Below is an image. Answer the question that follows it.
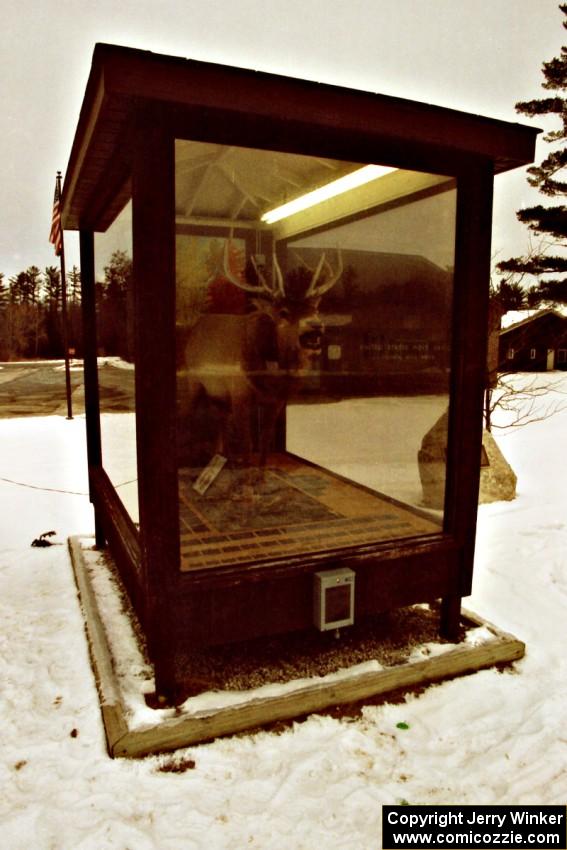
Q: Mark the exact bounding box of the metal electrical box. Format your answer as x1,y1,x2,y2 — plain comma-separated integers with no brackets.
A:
313,567,355,631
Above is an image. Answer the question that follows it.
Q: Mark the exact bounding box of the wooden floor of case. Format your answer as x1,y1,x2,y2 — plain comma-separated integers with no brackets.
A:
178,453,441,572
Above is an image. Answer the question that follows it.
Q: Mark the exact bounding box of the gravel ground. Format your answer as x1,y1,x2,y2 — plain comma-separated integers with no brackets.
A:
169,603,458,700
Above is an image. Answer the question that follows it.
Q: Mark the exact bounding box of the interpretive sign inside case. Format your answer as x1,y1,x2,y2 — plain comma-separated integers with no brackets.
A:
192,454,227,495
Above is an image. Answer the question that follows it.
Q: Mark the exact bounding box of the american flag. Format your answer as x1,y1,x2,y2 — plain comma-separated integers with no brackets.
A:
49,174,63,257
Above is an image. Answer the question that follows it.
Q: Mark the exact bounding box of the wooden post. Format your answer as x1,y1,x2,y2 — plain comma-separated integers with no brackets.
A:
79,229,105,548
441,157,495,635
440,595,462,641
132,112,180,699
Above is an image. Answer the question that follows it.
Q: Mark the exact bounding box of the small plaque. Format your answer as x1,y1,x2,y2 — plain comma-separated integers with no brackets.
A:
193,454,227,495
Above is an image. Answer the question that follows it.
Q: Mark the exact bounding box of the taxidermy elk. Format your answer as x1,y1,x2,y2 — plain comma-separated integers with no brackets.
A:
183,243,342,472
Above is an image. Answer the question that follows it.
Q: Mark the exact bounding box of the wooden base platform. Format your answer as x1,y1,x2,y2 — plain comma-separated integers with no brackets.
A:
69,536,525,759
179,452,440,572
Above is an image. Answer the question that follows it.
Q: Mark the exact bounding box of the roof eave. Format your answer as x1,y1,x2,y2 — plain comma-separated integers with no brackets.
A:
61,43,541,231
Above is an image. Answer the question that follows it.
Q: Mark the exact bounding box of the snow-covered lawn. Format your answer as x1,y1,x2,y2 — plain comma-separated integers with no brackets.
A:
1,374,566,849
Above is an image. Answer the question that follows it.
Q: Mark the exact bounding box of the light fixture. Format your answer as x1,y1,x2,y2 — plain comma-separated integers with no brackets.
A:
261,164,396,224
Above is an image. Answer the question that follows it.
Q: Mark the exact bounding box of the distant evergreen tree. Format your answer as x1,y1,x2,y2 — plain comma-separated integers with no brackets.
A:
43,266,61,307
98,250,133,359
43,266,63,355
25,266,42,304
9,266,42,305
5,269,43,356
0,273,8,359
68,265,81,304
498,3,567,302
66,265,83,355
9,272,26,304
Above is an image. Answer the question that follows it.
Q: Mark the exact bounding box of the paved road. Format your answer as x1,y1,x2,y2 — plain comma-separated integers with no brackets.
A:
0,360,135,417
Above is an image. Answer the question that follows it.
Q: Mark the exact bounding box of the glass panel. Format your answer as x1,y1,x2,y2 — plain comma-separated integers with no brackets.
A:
95,200,139,524
175,140,455,572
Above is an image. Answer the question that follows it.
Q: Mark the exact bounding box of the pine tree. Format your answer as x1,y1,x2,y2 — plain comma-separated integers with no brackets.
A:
68,265,81,304
0,272,6,311
0,273,8,360
98,250,133,359
43,266,61,308
25,266,42,304
43,266,63,356
498,3,567,302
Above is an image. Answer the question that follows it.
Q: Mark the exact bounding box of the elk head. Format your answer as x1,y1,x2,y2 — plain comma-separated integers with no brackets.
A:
223,241,342,372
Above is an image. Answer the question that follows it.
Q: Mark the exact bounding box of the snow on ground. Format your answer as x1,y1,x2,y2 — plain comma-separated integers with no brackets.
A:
289,393,448,508
1,374,567,849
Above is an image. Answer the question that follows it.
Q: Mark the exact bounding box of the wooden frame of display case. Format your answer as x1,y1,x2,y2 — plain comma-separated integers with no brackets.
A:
62,44,538,697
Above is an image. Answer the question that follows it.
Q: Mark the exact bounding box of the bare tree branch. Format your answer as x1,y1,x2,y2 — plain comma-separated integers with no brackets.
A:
486,373,567,430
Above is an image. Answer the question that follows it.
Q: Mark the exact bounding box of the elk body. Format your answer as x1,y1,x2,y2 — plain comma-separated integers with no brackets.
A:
183,244,342,470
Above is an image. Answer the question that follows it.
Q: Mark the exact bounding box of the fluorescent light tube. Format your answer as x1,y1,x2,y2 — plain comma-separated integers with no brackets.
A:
261,164,396,224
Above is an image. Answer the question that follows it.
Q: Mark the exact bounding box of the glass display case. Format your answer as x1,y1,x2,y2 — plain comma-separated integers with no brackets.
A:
174,142,456,572
61,44,538,697
95,200,138,525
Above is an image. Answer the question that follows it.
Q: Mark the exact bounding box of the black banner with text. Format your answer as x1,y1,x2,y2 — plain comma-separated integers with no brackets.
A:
382,805,566,849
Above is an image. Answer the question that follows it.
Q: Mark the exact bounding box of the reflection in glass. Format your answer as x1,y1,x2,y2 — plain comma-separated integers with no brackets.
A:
95,200,139,524
175,141,455,571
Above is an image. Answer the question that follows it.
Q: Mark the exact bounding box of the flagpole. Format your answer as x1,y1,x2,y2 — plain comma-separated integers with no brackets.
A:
55,171,73,420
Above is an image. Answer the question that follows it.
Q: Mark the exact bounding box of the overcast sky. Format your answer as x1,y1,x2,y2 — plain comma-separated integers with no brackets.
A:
1,0,565,282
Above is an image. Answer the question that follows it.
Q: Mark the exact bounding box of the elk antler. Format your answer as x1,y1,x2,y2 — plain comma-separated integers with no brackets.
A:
294,249,343,298
223,241,285,300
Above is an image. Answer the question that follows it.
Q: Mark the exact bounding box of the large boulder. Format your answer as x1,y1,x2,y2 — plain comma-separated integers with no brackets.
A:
478,429,517,504
418,410,516,508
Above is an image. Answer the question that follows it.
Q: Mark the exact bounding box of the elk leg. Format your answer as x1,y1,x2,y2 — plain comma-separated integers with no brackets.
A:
215,402,230,457
258,400,285,469
185,380,227,466
230,389,253,470
184,379,205,466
